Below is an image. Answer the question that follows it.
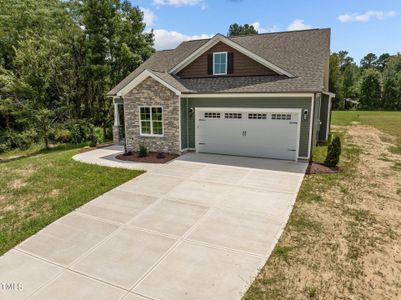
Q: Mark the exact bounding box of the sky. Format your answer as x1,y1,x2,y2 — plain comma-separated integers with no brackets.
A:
133,0,401,63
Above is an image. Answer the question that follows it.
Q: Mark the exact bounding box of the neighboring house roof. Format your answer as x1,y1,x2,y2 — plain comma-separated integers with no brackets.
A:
108,28,330,96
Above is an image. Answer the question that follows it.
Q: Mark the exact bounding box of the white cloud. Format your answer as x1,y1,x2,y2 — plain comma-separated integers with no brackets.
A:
153,29,213,50
251,22,279,33
287,19,312,31
141,7,156,27
153,0,202,7
338,10,396,23
251,22,268,33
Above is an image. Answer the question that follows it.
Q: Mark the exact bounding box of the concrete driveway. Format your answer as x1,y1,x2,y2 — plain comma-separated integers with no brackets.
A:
0,151,307,300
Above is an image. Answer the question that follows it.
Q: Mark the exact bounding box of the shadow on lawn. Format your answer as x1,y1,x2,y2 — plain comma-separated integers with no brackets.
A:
0,143,86,164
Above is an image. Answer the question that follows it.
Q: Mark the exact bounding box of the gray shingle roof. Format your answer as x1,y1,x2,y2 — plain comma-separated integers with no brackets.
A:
108,28,330,96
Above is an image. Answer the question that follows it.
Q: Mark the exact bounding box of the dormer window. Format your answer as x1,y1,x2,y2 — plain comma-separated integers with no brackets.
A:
213,52,227,75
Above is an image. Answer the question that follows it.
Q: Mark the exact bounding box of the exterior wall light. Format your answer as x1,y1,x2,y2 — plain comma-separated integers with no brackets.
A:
303,109,309,120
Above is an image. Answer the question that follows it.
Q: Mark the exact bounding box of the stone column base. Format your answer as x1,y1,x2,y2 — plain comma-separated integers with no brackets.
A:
113,125,122,145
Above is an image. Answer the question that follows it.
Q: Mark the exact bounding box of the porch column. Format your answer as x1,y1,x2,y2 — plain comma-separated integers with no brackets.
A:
113,100,122,145
114,102,120,126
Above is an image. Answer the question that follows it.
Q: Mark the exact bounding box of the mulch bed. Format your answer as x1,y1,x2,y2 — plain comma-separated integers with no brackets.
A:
306,162,341,174
116,152,178,163
79,143,113,153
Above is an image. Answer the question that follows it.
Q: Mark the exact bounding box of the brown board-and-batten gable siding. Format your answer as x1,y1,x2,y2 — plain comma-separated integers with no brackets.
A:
177,41,278,78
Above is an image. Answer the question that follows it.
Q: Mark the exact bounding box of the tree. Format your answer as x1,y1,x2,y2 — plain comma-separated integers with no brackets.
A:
382,75,399,109
329,53,344,108
0,0,154,152
360,53,377,69
360,69,382,109
76,0,154,132
227,23,258,37
33,108,55,149
374,53,391,71
382,55,401,110
338,51,354,70
342,63,360,99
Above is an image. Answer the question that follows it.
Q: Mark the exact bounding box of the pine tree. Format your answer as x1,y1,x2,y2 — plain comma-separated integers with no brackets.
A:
360,69,382,109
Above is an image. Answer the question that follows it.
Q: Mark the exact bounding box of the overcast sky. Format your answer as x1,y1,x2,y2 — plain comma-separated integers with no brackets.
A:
134,0,401,63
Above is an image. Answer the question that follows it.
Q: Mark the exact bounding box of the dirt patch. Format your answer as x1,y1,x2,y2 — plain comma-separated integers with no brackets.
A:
10,179,27,189
306,162,340,174
14,164,36,177
116,152,178,163
244,125,401,300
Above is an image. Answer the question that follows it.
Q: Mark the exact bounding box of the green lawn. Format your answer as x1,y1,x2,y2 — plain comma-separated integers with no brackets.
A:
0,145,142,255
332,111,401,154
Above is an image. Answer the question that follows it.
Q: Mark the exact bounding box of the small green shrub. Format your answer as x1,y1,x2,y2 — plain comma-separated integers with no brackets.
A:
14,129,36,150
324,136,342,167
0,129,37,151
138,144,148,157
66,120,94,144
94,127,105,144
0,142,9,153
88,124,97,147
104,127,113,141
53,129,72,143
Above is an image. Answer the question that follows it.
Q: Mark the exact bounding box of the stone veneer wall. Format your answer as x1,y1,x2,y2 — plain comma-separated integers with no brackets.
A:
123,77,180,154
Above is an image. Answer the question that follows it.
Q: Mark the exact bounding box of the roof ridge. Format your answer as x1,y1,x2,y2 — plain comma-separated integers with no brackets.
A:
230,28,330,39
174,28,330,46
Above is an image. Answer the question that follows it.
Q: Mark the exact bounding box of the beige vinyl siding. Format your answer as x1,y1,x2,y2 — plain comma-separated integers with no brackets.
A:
180,97,312,157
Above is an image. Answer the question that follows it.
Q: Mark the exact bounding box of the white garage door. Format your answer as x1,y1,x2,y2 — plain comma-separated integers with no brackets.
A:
196,108,301,160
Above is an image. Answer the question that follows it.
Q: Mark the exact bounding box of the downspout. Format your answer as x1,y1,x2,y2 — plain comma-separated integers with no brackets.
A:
186,97,189,149
310,93,316,162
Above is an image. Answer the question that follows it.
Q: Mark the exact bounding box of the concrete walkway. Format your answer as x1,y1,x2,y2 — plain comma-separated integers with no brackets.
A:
72,145,163,171
1,148,307,300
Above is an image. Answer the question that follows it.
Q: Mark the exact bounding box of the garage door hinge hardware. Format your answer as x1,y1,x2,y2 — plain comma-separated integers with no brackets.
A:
288,149,297,152
199,142,206,145
199,119,206,121
289,122,298,124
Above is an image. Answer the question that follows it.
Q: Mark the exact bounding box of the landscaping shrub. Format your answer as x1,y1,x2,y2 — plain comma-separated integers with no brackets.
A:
138,144,148,157
0,129,37,152
66,120,94,144
89,124,97,147
324,136,342,167
104,127,113,141
94,127,105,144
14,129,37,150
52,128,72,143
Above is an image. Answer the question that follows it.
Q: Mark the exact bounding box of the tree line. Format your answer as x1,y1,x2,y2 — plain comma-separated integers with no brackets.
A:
0,0,154,152
330,51,401,110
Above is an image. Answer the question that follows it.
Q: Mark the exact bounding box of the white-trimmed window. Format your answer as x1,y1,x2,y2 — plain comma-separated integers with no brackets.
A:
213,52,227,75
139,106,163,136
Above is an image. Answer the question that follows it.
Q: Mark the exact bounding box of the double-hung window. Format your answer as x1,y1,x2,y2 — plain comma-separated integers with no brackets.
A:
213,52,227,75
139,106,163,136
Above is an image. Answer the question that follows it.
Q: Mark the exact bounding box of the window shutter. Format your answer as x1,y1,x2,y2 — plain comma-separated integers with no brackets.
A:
207,54,213,74
227,52,234,74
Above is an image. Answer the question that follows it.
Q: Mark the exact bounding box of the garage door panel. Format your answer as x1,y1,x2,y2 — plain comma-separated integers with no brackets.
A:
197,109,300,161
